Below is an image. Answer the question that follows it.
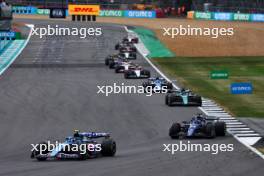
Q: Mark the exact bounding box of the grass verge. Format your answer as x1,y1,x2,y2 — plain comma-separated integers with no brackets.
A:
153,56,264,117
257,148,264,154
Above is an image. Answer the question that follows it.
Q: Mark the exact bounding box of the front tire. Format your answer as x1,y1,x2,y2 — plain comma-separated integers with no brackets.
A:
109,61,115,69
169,123,181,139
105,58,109,66
167,95,174,106
205,123,216,138
165,95,169,105
124,71,131,79
32,141,49,161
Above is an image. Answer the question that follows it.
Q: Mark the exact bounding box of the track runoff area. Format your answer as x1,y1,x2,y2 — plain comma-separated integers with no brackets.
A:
0,5,263,176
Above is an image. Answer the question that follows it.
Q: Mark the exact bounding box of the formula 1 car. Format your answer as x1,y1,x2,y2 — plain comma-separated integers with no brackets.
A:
115,39,137,52
118,44,137,53
165,89,202,106
142,77,173,93
119,52,137,60
169,114,226,139
122,36,139,44
31,131,116,161
124,65,151,79
105,54,121,66
115,61,135,73
108,57,133,69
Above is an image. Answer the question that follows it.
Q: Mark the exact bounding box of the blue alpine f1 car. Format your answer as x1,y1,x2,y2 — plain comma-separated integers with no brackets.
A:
142,77,173,93
165,89,202,106
31,131,116,161
169,114,226,139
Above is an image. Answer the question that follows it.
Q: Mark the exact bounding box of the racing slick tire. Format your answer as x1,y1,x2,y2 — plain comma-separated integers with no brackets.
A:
105,58,109,66
142,70,151,78
124,71,132,79
165,94,169,105
32,141,49,161
109,60,115,69
167,82,173,90
194,96,202,106
101,138,116,157
115,44,120,50
215,122,226,136
78,150,90,160
115,66,122,73
133,38,139,43
205,123,216,138
132,48,137,52
169,123,181,139
167,95,174,106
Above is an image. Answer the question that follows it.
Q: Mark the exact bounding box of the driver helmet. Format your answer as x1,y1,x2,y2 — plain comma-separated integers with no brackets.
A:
73,129,80,137
181,88,186,92
196,114,203,120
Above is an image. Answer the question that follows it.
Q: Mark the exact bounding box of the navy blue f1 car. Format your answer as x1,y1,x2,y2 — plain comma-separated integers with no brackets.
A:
169,114,226,139
31,130,116,161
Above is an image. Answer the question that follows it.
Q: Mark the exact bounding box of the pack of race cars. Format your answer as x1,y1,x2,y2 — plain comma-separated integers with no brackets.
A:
31,36,227,162
105,37,226,138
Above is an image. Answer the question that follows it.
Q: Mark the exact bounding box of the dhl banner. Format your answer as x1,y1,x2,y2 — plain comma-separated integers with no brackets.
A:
68,5,100,16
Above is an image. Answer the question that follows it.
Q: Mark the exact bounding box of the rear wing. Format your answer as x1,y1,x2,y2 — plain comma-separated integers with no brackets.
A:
80,132,110,138
205,116,220,121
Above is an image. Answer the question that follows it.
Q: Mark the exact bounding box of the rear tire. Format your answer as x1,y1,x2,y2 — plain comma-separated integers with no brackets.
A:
205,123,216,138
105,58,109,66
115,44,119,50
215,122,226,136
145,70,151,78
165,95,169,105
115,66,121,73
167,95,174,106
124,72,130,79
167,83,173,90
101,139,116,157
109,61,115,69
169,123,181,139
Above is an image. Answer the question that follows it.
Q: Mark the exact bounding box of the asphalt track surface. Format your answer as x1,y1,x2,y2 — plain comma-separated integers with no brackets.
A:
0,19,263,176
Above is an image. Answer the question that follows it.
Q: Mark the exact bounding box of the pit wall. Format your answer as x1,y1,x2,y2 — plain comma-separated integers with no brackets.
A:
188,11,264,22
